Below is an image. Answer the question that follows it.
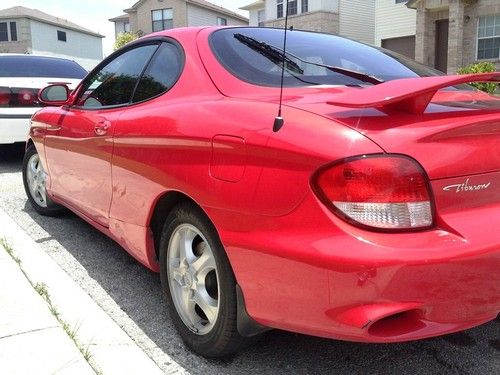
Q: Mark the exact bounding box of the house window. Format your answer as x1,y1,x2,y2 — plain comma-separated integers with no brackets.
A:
152,8,173,32
124,22,130,33
302,0,309,13
258,9,266,27
217,17,227,26
0,21,17,42
277,0,298,18
57,30,67,42
10,22,17,41
395,0,407,3
277,0,283,19
478,15,500,60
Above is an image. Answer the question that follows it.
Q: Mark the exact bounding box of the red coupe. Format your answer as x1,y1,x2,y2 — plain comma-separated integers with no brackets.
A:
24,27,500,358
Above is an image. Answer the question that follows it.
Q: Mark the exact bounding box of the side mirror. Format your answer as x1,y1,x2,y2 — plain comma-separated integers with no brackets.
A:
38,84,72,106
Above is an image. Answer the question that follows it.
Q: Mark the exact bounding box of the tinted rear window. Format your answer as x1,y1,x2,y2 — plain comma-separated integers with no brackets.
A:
210,28,442,87
0,56,87,78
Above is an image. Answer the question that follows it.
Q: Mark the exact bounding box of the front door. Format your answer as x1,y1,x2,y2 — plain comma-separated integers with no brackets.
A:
44,43,160,227
435,19,449,73
44,107,120,227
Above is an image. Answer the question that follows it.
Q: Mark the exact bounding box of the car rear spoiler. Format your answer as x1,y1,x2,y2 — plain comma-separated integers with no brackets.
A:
328,72,500,114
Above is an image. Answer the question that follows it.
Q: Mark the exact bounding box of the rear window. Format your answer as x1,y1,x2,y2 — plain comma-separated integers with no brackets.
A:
0,55,87,78
210,28,442,87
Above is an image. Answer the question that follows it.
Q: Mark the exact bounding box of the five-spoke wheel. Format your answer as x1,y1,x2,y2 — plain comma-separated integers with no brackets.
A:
22,145,64,216
159,203,250,358
167,224,220,335
25,152,48,207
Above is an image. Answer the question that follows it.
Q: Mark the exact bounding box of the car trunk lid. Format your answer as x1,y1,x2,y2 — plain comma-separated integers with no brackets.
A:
283,73,500,180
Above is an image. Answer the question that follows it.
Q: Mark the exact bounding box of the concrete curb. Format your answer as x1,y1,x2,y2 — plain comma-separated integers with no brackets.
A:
0,207,169,375
0,238,95,375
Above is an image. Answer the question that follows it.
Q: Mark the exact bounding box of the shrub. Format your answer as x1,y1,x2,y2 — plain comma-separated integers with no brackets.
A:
458,62,498,94
113,32,138,51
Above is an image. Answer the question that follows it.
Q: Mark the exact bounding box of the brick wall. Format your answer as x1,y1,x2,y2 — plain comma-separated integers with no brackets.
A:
415,0,500,72
264,11,339,34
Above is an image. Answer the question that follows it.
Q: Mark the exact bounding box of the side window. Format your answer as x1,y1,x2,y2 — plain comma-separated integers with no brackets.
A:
76,44,158,108
132,42,183,103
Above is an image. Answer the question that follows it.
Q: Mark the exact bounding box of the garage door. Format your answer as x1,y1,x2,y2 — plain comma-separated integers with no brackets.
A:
381,36,416,60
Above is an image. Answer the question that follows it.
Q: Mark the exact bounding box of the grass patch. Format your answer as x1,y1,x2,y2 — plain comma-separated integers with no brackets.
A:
0,237,20,264
2,239,101,374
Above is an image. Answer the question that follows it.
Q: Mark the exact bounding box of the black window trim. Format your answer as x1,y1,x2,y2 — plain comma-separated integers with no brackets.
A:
70,36,185,111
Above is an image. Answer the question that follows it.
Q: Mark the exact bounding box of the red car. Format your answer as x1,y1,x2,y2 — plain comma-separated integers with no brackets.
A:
23,27,500,358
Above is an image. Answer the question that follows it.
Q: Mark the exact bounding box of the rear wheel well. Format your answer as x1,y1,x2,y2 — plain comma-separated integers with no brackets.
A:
26,139,34,150
150,191,201,258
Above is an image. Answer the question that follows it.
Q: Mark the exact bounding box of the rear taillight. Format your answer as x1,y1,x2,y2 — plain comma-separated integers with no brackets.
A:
0,87,40,107
0,87,10,106
17,89,37,106
313,155,434,231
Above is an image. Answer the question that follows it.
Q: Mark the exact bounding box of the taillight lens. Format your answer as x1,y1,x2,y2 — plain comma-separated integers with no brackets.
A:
313,155,434,231
0,87,41,107
0,87,10,106
17,89,37,106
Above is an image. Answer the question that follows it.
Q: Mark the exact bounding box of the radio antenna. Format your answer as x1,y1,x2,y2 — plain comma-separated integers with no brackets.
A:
273,1,291,133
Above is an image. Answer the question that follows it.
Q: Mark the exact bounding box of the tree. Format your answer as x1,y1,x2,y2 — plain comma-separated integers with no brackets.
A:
113,32,138,51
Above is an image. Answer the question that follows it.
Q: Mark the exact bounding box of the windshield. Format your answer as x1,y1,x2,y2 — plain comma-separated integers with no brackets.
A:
210,28,442,87
0,56,87,78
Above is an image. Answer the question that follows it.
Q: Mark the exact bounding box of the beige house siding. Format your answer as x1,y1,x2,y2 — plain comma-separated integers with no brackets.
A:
339,0,375,44
187,4,247,26
264,11,340,34
264,0,338,21
118,0,248,36
0,17,31,53
375,0,417,46
128,0,188,35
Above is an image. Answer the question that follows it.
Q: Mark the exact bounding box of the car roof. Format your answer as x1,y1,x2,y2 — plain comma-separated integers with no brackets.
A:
0,53,77,62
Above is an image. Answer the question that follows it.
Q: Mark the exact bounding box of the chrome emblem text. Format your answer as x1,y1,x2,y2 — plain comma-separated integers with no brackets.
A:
443,178,491,193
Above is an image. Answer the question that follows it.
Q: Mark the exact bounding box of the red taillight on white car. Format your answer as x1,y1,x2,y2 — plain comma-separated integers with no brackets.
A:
313,155,434,231
0,87,40,107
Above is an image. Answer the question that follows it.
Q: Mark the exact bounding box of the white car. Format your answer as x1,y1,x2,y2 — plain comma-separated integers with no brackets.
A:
0,54,86,144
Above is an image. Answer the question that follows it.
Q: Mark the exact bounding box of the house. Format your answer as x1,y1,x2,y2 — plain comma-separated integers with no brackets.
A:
109,0,248,38
109,14,131,37
407,0,500,73
240,0,376,45
0,6,103,70
375,0,417,59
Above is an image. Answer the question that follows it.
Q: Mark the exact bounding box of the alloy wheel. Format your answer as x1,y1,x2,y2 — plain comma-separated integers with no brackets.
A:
26,153,48,208
167,224,220,335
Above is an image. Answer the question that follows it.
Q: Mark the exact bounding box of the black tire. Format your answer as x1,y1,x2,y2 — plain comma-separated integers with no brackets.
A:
159,202,250,358
22,145,65,216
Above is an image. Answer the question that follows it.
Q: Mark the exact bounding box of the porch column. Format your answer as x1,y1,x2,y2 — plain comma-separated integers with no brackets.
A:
447,0,465,73
415,2,433,66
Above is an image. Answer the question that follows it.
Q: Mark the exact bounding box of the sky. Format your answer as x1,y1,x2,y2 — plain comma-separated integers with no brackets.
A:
1,0,251,56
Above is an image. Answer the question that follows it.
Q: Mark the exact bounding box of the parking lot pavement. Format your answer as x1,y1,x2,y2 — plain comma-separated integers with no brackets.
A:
1,145,499,375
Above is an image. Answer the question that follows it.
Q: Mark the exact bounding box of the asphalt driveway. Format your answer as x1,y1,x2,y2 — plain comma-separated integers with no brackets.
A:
1,144,499,375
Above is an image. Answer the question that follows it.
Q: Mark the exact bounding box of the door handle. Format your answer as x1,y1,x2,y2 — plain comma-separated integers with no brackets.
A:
94,120,111,136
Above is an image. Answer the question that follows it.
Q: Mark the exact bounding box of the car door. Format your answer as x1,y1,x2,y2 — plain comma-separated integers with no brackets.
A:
44,43,160,227
109,41,185,228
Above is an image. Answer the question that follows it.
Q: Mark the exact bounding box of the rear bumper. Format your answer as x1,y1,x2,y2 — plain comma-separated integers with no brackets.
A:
0,111,34,144
214,194,500,343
